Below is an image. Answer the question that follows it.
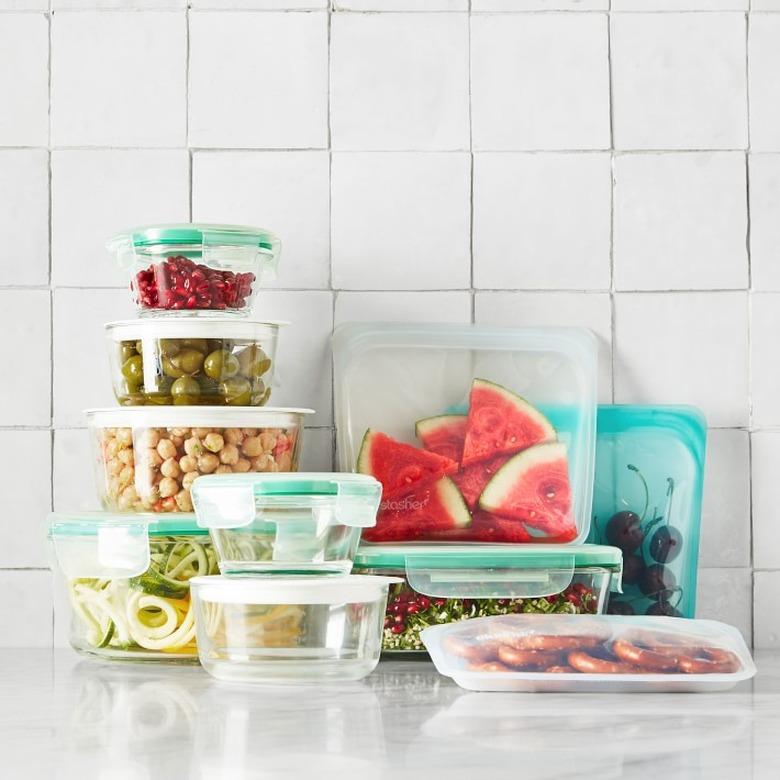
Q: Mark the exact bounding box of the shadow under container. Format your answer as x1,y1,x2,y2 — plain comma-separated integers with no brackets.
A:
86,406,312,513
191,575,401,684
108,223,280,317
192,473,382,575
106,319,282,407
353,544,623,654
49,512,218,663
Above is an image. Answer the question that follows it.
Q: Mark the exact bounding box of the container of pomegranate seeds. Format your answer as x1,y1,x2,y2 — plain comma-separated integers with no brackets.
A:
108,224,280,317
106,319,282,407
86,406,312,513
353,544,623,654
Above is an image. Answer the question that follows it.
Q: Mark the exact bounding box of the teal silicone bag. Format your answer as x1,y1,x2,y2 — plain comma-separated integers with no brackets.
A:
588,406,706,619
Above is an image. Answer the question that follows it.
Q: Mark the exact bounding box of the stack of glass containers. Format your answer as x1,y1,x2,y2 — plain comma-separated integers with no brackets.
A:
333,322,625,655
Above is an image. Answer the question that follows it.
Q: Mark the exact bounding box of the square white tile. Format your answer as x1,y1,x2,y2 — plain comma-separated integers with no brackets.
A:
0,290,50,427
189,12,327,149
0,13,48,146
749,154,780,291
300,428,334,472
614,292,749,428
193,0,325,5
614,153,748,291
474,291,613,402
250,290,334,426
696,568,752,645
0,0,47,8
192,151,330,289
471,13,610,151
474,1,607,8
752,0,780,8
335,291,472,324
700,429,751,568
53,0,185,7
473,153,611,290
749,14,780,152
754,571,780,649
611,13,747,150
0,150,49,287
751,293,780,428
51,11,186,147
331,152,471,290
752,431,780,570
0,431,51,568
52,289,134,428
337,0,466,8
0,572,52,648
52,150,189,288
330,13,469,151
613,0,746,7
52,575,69,649
53,429,99,513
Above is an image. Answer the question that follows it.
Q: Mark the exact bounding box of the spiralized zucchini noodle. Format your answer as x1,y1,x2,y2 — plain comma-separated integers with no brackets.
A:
68,536,219,657
200,601,305,649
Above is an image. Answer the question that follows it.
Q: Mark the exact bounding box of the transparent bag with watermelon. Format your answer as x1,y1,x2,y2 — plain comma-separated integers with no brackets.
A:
333,323,598,545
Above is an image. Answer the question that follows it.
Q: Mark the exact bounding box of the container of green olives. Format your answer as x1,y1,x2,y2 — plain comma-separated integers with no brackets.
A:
106,319,282,407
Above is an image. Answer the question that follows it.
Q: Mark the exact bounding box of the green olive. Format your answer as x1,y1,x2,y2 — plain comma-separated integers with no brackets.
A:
204,349,240,380
221,376,252,406
251,385,271,406
158,339,181,357
172,348,205,375
145,394,173,406
135,340,143,354
181,338,209,354
171,375,201,398
207,339,224,353
162,355,185,379
121,342,137,362
237,346,271,378
121,355,144,384
143,375,172,395
120,392,146,406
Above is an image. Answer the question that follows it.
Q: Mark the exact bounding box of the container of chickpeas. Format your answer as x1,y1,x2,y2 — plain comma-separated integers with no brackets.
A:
86,407,313,513
106,319,282,406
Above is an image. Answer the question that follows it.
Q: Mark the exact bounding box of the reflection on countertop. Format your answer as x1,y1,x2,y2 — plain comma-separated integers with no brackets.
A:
0,650,777,779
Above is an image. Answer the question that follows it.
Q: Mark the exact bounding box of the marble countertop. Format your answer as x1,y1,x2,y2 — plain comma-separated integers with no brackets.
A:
1,649,777,780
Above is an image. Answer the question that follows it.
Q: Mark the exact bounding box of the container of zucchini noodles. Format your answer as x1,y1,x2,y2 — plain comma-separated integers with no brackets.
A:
49,511,218,663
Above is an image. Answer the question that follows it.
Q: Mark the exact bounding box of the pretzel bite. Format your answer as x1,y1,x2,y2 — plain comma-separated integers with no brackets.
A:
677,647,741,675
497,645,566,669
612,639,680,672
443,633,499,664
567,650,639,674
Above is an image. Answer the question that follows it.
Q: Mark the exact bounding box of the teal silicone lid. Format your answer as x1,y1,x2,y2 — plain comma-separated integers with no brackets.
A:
48,511,206,538
108,223,278,251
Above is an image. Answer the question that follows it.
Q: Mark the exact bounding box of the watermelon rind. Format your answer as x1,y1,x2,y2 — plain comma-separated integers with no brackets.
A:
461,379,556,464
434,477,472,529
356,429,376,475
415,414,467,442
415,414,468,461
479,441,569,515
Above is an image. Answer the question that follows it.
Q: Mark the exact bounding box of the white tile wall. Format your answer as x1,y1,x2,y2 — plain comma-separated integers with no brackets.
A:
4,3,771,648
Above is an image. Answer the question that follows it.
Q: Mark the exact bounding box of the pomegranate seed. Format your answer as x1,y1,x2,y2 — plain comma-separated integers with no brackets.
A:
391,623,405,634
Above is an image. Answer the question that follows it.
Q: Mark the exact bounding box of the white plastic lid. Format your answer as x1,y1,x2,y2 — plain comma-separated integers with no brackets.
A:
85,406,313,428
191,574,402,605
106,318,286,341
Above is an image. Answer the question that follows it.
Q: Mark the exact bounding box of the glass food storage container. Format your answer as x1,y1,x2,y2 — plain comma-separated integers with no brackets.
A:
588,406,706,619
192,473,382,575
106,318,282,407
49,512,219,663
333,323,598,544
422,613,755,693
353,544,622,654
191,575,401,684
108,224,280,317
86,406,312,513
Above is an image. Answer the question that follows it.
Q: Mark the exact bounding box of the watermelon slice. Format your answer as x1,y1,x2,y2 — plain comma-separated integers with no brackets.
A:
479,442,576,539
432,510,532,543
357,429,457,499
362,477,471,543
415,414,467,462
461,379,556,465
452,453,510,509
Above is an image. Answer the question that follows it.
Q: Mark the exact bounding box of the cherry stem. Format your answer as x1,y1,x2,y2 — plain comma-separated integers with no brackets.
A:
627,464,649,522
664,478,675,528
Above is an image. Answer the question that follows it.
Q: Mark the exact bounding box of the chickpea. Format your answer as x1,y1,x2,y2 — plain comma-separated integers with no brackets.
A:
224,428,243,445
170,427,189,438
105,439,119,459
159,477,179,498
175,489,193,512
204,432,224,453
260,431,277,452
250,453,273,472
157,438,177,460
108,476,120,497
106,458,122,476
198,453,219,474
160,497,177,512
170,435,184,449
276,451,293,471
161,457,180,479
194,427,212,439
233,458,251,473
116,428,132,446
146,449,163,468
146,487,161,505
215,465,233,474
138,429,160,450
182,471,198,490
118,448,134,466
179,455,198,473
184,437,203,457
219,443,239,465
242,436,263,457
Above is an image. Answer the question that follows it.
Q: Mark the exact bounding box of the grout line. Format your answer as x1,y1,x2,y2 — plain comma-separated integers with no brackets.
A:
607,9,616,404
185,2,193,221
467,4,475,323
